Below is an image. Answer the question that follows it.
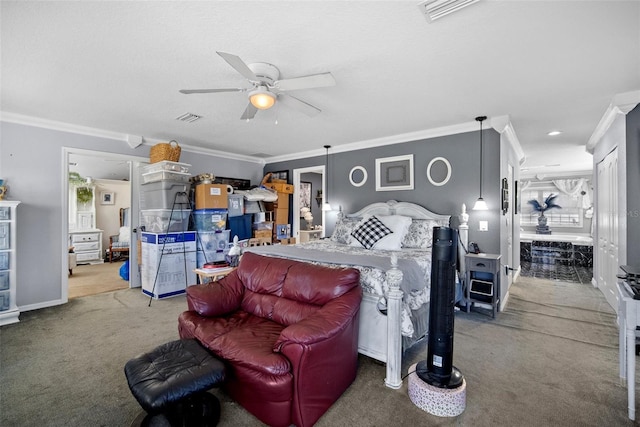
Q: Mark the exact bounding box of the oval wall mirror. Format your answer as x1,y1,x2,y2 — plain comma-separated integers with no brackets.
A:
349,166,368,187
426,157,452,186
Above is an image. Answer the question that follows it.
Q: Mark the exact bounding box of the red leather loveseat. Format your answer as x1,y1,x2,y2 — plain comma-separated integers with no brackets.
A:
178,252,362,427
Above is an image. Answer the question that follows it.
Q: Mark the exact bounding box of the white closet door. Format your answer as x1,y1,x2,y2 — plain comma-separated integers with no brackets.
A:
596,148,619,310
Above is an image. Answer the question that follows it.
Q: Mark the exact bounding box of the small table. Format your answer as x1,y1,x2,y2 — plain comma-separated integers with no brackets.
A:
465,253,501,318
299,229,322,243
194,267,237,284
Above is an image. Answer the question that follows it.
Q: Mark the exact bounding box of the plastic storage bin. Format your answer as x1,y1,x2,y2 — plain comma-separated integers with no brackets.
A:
140,181,190,210
140,209,191,233
193,209,228,231
142,170,191,184
141,161,191,174
196,230,231,252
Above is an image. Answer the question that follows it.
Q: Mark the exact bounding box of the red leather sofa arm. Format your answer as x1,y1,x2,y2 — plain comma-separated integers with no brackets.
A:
185,272,245,317
273,285,362,427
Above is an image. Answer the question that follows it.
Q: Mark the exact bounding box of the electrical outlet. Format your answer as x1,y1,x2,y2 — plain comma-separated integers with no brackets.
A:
479,221,488,231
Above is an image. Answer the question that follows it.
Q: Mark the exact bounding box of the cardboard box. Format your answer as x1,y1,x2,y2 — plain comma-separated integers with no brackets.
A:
195,184,228,209
279,237,296,245
253,229,272,239
273,208,289,224
276,193,289,209
141,232,197,299
266,182,294,194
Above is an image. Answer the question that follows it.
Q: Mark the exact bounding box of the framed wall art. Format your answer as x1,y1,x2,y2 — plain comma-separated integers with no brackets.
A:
375,154,414,191
101,191,115,205
299,181,311,211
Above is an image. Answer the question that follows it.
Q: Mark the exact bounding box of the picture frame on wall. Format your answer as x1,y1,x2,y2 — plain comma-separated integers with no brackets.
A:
101,191,115,205
271,170,289,183
375,154,414,191
299,181,311,211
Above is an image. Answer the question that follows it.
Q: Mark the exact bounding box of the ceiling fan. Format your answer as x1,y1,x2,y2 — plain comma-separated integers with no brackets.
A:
180,51,336,120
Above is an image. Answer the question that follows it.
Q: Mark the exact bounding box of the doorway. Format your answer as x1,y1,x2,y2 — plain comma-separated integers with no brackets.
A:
292,165,326,240
63,148,146,301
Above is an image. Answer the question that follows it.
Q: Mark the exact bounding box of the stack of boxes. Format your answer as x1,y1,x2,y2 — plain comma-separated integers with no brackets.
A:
193,183,230,267
263,181,294,243
139,161,196,299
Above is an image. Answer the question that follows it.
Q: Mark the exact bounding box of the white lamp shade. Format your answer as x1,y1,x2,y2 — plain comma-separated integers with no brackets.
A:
249,88,276,110
472,198,488,211
322,202,332,211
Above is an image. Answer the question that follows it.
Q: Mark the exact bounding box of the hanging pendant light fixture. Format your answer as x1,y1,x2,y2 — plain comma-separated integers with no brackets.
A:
472,116,489,211
322,145,332,211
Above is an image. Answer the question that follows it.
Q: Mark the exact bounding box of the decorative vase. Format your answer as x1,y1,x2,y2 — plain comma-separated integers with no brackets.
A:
537,214,547,227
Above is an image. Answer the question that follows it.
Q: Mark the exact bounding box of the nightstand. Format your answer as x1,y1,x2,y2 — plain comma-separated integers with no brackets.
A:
299,229,322,243
465,253,501,318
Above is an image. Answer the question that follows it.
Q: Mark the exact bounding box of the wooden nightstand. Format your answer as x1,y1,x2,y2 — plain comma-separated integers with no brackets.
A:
465,253,501,318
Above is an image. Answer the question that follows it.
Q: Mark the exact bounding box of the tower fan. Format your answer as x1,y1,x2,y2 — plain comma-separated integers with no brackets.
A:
415,226,464,389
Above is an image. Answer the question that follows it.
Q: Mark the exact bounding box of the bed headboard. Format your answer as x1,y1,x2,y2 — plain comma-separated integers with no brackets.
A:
342,200,450,226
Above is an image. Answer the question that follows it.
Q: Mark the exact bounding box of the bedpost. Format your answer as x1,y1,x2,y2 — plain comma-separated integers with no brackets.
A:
458,203,469,285
385,253,403,389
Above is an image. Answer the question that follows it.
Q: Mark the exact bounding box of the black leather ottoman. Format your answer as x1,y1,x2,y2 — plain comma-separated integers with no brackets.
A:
125,339,226,427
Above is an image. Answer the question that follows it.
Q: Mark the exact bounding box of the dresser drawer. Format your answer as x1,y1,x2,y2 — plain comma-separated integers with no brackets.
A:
74,241,100,252
71,233,100,243
467,257,498,273
76,251,100,262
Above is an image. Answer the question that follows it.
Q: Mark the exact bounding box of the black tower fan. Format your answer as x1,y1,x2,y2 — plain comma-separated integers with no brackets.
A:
416,226,464,388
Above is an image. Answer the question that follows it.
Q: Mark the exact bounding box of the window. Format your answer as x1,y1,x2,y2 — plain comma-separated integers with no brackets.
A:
522,187,583,228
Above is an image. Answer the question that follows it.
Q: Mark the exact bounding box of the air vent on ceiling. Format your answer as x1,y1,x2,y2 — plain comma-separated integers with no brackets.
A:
175,112,202,123
418,0,480,22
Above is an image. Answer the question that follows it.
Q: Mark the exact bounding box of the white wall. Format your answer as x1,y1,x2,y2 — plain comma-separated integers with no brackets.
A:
95,179,131,255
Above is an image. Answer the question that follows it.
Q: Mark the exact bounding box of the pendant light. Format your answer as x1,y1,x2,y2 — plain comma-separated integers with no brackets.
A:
322,145,332,211
472,116,489,211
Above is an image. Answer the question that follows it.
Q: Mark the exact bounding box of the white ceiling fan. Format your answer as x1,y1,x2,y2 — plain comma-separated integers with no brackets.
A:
180,51,336,120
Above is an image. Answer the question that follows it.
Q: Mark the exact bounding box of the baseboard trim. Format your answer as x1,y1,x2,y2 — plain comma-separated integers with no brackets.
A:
20,298,67,313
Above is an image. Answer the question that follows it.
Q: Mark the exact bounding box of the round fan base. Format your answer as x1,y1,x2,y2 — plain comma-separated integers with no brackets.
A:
247,62,280,84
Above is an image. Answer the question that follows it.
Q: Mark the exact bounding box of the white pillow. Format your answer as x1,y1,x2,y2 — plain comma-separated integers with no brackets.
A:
372,215,412,251
118,226,130,243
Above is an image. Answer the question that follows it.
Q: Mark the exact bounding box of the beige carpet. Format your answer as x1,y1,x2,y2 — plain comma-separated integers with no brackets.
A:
1,275,635,426
68,260,129,299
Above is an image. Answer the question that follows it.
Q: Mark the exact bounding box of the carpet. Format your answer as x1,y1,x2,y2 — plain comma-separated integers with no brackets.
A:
0,276,635,426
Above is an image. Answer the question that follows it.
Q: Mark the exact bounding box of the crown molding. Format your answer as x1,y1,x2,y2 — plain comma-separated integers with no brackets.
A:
490,115,526,165
0,111,264,165
586,90,640,153
265,120,479,164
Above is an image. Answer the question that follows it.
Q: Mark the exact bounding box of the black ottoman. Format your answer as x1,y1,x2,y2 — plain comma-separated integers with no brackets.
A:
125,339,226,427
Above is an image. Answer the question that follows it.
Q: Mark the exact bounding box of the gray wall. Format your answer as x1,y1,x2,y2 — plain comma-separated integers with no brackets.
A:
626,105,640,264
266,129,503,255
0,121,263,309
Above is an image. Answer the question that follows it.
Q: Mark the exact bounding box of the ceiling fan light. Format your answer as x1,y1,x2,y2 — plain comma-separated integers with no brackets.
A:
249,88,276,110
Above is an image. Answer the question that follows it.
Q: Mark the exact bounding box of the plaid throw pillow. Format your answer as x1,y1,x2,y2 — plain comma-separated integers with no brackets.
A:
351,216,393,249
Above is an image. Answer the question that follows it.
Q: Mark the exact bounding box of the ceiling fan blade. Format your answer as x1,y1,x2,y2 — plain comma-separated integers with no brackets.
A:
179,88,245,94
240,102,259,120
274,72,336,92
217,51,258,81
279,94,321,117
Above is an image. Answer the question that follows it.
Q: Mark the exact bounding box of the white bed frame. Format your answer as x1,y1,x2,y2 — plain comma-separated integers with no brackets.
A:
338,200,468,389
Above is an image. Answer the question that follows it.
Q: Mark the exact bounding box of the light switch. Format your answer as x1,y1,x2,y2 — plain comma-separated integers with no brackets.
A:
479,221,488,231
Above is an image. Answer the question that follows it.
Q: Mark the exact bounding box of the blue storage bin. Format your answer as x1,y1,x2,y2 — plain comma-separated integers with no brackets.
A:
193,209,228,231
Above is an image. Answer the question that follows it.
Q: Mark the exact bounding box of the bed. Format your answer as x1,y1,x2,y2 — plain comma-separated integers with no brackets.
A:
246,200,469,389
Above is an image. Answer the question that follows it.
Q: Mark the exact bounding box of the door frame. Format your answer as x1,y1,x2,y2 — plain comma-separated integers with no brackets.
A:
292,165,326,240
62,147,147,301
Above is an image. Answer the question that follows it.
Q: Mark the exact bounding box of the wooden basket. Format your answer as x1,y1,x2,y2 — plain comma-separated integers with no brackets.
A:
149,140,181,163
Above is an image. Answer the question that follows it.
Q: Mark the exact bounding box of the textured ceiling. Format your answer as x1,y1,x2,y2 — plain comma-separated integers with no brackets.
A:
2,1,639,179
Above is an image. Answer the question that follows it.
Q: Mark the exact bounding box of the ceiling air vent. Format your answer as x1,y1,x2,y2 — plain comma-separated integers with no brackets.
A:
418,0,480,22
175,112,202,123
